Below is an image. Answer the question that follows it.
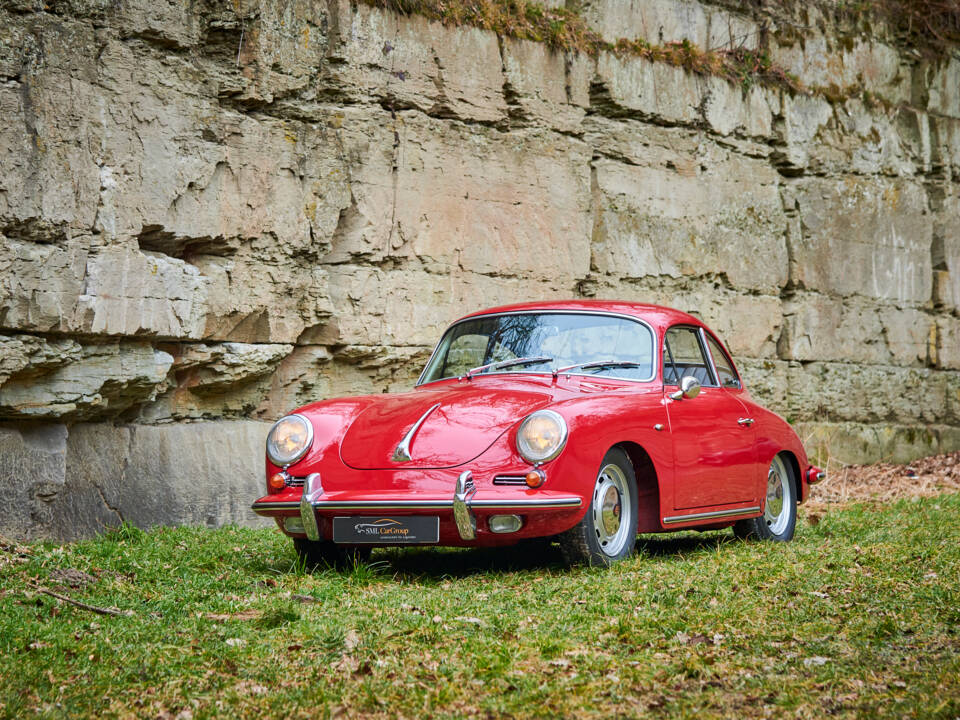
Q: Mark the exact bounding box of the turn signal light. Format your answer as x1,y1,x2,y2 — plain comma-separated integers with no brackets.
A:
525,469,546,488
268,472,287,491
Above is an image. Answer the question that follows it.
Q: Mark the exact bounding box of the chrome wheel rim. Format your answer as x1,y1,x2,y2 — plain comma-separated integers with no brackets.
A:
764,456,792,535
593,463,631,557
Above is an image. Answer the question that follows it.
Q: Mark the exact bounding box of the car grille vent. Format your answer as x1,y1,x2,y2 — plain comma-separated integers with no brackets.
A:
286,476,305,488
493,475,528,486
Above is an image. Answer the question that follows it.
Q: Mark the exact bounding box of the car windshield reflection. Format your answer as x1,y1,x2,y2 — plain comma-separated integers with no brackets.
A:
420,312,655,384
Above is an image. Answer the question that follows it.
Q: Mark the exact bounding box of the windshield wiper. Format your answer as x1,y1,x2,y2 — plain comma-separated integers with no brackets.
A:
464,355,554,380
553,360,644,377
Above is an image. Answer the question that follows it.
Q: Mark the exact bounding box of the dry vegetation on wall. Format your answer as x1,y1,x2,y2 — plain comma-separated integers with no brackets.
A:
366,0,960,95
364,0,804,92
840,0,960,54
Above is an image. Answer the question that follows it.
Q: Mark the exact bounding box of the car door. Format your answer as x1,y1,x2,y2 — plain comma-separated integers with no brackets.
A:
663,325,757,510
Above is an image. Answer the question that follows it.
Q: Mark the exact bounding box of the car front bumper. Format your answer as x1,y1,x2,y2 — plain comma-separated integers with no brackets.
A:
252,471,583,543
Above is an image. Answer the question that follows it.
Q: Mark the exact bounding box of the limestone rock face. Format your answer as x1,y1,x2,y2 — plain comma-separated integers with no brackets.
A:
1,0,959,538
0,342,173,420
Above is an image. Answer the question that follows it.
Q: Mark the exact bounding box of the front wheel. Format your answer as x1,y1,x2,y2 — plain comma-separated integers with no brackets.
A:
734,454,797,541
293,538,372,570
559,448,639,567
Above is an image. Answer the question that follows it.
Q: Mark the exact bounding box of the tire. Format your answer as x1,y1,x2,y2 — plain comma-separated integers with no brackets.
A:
293,538,372,570
559,447,639,567
734,454,797,541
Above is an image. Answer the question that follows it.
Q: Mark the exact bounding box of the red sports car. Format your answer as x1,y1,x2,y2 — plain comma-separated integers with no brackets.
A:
252,301,825,567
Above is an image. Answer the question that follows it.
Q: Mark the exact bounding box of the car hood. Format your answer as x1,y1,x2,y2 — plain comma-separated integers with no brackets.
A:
339,383,554,470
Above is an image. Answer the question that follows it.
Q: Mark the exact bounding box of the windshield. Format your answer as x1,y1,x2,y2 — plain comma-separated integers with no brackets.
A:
419,312,655,384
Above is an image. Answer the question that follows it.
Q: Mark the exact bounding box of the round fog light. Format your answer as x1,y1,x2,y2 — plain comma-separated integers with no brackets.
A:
489,515,523,534
283,517,306,534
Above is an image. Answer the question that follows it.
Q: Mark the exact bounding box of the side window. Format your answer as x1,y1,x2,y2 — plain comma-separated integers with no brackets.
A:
663,327,717,387
705,335,741,389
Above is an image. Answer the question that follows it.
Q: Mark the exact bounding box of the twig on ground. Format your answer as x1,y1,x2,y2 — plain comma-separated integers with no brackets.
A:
25,582,135,617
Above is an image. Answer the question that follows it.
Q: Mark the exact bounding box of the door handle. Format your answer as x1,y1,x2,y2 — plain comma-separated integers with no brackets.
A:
737,418,754,426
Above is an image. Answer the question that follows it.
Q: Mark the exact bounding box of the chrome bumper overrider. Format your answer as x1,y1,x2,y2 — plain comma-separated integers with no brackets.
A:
300,473,323,541
251,470,583,542
453,471,478,541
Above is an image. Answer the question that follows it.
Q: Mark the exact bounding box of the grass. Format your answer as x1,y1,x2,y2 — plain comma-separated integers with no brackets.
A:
1,495,958,719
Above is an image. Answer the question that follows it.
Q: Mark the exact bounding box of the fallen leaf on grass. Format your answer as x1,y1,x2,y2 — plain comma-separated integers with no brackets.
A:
344,629,360,651
204,610,262,621
225,638,246,647
235,681,268,696
50,569,97,588
455,616,484,626
803,656,830,667
292,594,321,604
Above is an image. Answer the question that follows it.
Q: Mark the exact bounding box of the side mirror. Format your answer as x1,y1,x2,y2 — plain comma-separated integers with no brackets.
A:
669,376,701,401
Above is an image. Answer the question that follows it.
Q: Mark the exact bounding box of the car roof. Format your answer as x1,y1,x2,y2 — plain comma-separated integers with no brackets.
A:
456,299,705,332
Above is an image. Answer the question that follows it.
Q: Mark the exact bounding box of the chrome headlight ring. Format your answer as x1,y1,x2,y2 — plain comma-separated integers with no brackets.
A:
266,413,314,467
516,410,568,464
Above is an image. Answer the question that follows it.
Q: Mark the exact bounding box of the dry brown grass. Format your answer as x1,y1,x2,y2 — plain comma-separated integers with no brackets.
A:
808,450,960,510
365,0,605,52
361,0,805,92
872,0,960,51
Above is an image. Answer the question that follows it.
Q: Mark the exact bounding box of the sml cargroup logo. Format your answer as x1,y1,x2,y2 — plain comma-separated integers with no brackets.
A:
354,518,410,536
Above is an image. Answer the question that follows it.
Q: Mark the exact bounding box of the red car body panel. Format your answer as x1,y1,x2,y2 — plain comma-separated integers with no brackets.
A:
254,300,819,546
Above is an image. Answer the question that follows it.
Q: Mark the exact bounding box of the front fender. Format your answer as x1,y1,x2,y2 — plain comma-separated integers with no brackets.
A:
506,391,674,530
265,396,382,479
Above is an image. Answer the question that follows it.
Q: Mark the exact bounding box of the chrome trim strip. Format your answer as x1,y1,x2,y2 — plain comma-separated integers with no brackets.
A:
253,496,584,512
417,310,658,386
300,472,323,541
392,402,441,463
252,501,300,514
453,471,477,540
316,500,456,509
493,475,528,485
471,498,582,508
662,505,761,525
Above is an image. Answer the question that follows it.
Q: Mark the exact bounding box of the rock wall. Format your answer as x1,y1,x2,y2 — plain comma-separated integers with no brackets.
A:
1,0,958,539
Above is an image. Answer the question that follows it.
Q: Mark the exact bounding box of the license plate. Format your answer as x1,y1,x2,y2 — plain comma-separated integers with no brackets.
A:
332,516,439,544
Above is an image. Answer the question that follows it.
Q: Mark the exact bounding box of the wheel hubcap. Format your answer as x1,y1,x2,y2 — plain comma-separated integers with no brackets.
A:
764,456,792,535
593,463,632,557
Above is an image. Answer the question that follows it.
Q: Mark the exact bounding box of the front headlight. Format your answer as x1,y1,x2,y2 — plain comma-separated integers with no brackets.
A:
516,410,568,464
266,414,314,467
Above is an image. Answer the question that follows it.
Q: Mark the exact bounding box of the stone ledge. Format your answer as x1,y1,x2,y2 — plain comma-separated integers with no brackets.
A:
0,421,272,541
796,421,960,467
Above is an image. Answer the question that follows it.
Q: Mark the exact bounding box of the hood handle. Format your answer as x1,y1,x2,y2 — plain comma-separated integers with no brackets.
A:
391,402,441,463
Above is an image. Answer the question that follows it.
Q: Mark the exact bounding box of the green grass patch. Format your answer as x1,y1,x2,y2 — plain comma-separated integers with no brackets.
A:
1,495,958,718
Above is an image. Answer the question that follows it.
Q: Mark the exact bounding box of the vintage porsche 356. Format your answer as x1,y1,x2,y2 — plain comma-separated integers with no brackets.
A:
252,301,825,567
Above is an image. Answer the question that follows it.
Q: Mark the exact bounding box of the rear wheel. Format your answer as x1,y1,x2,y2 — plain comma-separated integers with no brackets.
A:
293,538,372,570
734,454,797,541
559,448,639,567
